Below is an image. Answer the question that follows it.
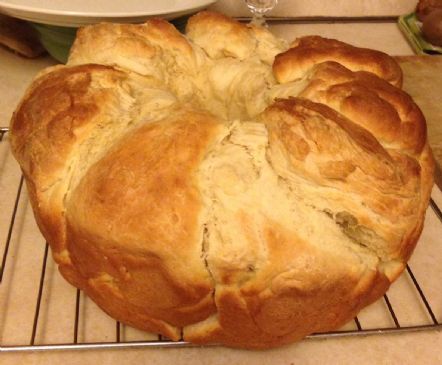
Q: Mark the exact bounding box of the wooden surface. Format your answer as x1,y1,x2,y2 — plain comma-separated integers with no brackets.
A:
396,55,442,187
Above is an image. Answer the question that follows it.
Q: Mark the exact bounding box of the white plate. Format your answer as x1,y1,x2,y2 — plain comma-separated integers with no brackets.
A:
0,0,217,27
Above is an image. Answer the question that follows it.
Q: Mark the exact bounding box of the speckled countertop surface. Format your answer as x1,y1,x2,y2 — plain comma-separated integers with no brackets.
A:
0,18,441,365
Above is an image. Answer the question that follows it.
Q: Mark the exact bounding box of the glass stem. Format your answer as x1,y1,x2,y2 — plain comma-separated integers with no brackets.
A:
251,11,266,27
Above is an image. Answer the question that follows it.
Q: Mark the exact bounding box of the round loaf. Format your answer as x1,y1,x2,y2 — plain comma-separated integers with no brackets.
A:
422,9,442,46
417,0,442,21
10,11,434,349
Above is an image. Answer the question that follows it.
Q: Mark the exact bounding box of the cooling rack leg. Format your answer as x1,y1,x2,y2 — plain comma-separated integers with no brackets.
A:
354,317,362,330
0,176,24,283
406,265,439,325
430,199,442,223
30,242,49,345
116,322,121,343
73,289,81,344
383,294,401,328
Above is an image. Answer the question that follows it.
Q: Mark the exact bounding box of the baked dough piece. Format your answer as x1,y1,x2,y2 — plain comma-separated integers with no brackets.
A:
10,11,434,349
274,36,403,87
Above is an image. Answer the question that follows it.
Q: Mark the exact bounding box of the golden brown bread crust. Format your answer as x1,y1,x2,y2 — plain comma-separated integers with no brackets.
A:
9,62,178,284
274,36,403,87
9,11,434,349
261,98,428,264
298,61,425,153
67,111,222,338
69,18,197,72
186,219,389,349
292,62,434,263
10,64,129,263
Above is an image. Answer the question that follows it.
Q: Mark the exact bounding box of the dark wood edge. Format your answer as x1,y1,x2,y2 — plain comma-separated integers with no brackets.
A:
434,164,442,191
236,16,399,24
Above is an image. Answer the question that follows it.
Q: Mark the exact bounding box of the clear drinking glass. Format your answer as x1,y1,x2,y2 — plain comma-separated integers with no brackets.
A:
245,0,278,27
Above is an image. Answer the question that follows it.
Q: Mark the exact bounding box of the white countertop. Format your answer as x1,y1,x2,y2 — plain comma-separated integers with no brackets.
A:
0,20,441,365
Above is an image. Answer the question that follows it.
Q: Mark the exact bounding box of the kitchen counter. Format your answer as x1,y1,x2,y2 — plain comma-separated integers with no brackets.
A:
0,20,441,365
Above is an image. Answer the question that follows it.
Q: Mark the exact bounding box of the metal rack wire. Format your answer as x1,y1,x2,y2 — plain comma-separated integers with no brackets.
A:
0,126,441,353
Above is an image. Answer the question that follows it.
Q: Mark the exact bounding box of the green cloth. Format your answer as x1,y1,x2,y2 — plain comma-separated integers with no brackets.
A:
398,13,442,55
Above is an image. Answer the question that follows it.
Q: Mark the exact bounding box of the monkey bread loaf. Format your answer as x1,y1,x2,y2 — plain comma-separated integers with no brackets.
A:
9,11,434,349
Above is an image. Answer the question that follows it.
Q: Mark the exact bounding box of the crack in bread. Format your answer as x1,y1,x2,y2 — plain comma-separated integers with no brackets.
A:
187,119,384,347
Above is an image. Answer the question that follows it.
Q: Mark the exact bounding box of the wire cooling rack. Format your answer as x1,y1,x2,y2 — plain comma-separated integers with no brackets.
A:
0,127,441,353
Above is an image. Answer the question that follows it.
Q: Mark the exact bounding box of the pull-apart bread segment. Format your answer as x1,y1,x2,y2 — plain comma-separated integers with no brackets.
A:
9,11,434,349
273,36,403,87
